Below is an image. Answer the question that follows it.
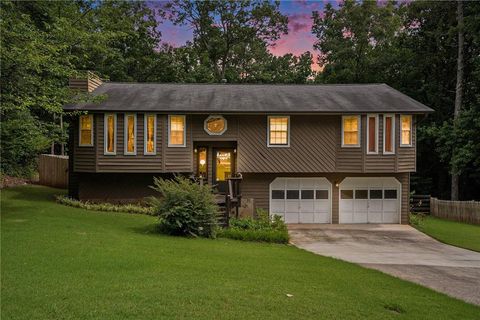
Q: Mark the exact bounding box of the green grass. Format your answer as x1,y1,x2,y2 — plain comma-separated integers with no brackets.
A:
413,215,480,252
2,186,479,319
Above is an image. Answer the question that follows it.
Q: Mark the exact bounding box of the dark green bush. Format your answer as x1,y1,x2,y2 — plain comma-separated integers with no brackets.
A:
149,175,219,238
218,208,289,244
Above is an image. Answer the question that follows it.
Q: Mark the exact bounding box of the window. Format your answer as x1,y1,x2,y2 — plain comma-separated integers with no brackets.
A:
315,190,329,199
342,115,360,147
355,190,368,199
341,190,354,199
286,190,299,199
370,189,383,199
268,116,289,147
197,147,207,178
204,115,227,135
301,190,314,199
366,114,378,154
79,114,93,146
383,114,395,154
400,115,412,146
124,114,136,155
144,114,156,155
272,190,285,199
104,113,116,155
384,189,397,199
168,115,186,147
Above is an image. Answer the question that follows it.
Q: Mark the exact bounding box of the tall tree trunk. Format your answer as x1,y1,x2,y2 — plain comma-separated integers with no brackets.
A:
451,0,464,200
60,114,65,156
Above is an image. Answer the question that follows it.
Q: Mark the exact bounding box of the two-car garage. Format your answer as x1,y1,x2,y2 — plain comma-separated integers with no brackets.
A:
269,177,401,224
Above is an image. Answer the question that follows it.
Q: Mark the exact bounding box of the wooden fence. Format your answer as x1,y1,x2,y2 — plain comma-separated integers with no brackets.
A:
38,154,69,189
430,197,480,225
410,194,430,213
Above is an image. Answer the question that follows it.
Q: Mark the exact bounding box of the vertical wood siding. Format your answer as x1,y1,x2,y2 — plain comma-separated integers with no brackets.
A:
96,113,163,172
71,113,416,175
164,115,193,172
73,117,95,172
237,115,336,173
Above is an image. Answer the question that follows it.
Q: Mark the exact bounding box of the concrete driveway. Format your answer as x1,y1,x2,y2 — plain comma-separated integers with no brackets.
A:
288,224,480,305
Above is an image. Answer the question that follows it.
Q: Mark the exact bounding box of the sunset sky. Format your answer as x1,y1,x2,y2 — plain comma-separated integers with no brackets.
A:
155,1,339,71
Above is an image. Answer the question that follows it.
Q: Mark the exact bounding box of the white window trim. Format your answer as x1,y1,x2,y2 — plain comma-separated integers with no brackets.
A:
383,114,395,155
366,114,378,154
78,114,94,147
341,115,361,148
124,113,137,155
400,114,413,147
204,115,228,135
267,115,290,148
104,113,117,155
144,113,157,155
168,115,186,147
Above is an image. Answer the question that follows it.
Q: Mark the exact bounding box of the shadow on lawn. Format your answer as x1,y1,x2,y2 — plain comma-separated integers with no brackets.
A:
6,185,66,203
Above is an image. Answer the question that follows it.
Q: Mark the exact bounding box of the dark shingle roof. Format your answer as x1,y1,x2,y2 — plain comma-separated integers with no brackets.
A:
64,83,433,114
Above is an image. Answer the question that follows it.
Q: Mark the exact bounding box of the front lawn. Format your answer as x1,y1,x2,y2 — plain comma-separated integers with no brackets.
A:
2,186,479,319
412,215,480,252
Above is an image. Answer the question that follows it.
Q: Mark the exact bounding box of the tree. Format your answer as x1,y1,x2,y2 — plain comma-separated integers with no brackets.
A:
160,0,288,82
312,0,404,83
451,1,464,201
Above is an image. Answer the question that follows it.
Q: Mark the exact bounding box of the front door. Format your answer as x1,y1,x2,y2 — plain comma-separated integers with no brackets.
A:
213,149,234,193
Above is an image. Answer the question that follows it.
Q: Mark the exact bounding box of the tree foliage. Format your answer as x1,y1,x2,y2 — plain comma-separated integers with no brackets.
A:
311,0,480,200
159,0,288,81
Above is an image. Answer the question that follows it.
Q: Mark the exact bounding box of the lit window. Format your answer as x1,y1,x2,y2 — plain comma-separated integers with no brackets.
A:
400,115,412,146
342,115,360,147
367,114,378,154
104,114,116,155
383,114,395,154
124,114,136,155
168,115,185,147
268,116,289,146
144,114,156,155
198,147,207,178
79,114,93,146
204,115,227,135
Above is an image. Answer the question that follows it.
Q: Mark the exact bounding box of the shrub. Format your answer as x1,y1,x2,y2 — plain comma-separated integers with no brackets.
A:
149,175,219,238
55,195,155,215
410,212,427,228
218,208,289,244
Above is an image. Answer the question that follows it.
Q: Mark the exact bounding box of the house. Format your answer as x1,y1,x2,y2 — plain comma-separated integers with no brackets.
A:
64,75,433,224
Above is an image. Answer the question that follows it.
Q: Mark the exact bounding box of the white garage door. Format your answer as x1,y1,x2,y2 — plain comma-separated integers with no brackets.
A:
339,177,401,224
270,177,332,223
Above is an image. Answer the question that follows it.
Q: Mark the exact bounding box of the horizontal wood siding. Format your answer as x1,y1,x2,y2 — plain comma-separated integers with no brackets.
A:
73,117,95,172
97,113,163,172
164,115,193,172
237,115,336,173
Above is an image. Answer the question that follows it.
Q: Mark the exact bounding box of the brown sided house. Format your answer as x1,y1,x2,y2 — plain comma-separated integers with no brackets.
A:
64,77,433,224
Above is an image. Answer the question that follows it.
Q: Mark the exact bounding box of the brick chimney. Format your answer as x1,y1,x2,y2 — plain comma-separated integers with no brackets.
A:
69,71,102,92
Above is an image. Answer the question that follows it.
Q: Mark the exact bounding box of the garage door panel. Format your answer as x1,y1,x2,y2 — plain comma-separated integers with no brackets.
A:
339,177,400,224
270,178,332,224
299,212,314,223
285,212,299,223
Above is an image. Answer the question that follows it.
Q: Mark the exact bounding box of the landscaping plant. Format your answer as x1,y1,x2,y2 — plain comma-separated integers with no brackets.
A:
149,175,219,238
218,208,289,244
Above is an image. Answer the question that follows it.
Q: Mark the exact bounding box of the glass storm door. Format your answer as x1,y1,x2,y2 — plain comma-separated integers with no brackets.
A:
213,149,234,193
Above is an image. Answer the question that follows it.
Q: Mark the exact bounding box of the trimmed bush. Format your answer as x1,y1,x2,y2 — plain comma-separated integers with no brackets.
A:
55,195,155,215
149,175,219,238
218,209,289,244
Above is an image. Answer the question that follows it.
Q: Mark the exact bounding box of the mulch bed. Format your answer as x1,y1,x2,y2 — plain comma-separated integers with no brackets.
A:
0,176,31,189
